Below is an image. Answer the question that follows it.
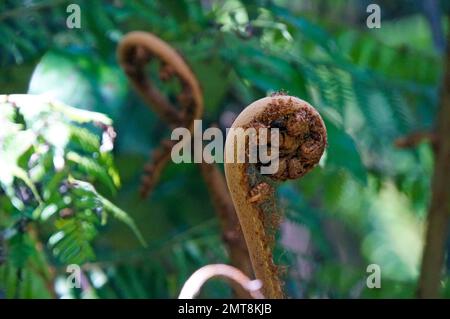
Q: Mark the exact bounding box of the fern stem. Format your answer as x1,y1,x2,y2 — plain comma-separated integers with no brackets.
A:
117,32,253,297
179,264,264,299
417,26,450,298
199,162,254,298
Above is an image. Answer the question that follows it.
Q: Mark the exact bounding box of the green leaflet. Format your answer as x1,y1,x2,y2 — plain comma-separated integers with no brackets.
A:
66,152,117,195
68,177,147,247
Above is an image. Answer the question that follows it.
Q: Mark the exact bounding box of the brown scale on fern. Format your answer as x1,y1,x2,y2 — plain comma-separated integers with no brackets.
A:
248,182,274,204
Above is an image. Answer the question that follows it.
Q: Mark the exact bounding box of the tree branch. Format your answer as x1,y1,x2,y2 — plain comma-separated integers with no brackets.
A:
417,24,450,298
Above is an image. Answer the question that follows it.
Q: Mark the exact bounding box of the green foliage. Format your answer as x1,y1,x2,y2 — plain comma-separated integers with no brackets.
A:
0,94,143,297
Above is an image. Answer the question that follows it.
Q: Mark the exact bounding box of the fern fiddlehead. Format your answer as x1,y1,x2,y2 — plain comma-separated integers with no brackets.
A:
117,31,202,197
224,94,327,298
117,32,253,297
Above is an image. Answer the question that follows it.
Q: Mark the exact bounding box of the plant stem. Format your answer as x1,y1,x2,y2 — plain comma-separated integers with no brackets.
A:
200,162,254,298
178,264,264,299
417,26,450,298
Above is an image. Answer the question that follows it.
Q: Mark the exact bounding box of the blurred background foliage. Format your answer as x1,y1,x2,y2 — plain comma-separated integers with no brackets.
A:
0,0,449,298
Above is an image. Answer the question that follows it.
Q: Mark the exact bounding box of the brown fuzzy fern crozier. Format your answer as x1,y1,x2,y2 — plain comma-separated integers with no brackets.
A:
117,31,202,126
224,95,327,298
117,31,202,197
117,32,254,298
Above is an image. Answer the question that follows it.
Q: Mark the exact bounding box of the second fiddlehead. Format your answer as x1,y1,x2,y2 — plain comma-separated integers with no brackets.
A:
117,31,253,297
117,31,202,197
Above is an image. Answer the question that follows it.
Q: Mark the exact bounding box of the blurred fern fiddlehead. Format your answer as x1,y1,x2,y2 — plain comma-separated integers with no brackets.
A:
117,31,203,197
117,31,253,297
224,95,327,298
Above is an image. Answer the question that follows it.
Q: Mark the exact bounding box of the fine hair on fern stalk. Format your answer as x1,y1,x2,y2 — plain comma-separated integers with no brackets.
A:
224,94,327,298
